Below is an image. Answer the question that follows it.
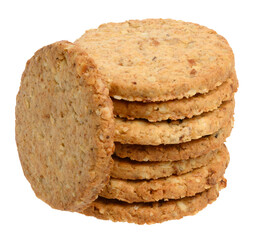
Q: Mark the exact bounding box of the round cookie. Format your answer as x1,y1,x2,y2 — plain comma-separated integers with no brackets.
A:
115,100,234,145
113,72,238,122
100,145,229,203
111,149,217,180
81,178,227,224
75,19,235,102
115,122,233,162
15,41,115,211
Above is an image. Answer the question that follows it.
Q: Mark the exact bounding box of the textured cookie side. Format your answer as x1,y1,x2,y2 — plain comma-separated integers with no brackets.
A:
113,71,238,121
111,149,217,180
100,145,229,203
115,100,234,145
81,178,226,224
15,41,115,211
114,122,232,162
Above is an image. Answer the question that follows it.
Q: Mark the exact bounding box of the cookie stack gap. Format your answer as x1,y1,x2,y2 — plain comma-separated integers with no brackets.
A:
75,19,238,224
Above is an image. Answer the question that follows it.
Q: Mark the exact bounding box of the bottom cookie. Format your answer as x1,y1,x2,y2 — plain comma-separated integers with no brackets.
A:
81,178,227,224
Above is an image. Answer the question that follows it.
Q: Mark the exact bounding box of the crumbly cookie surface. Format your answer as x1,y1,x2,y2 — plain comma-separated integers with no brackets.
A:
82,179,226,224
114,122,232,162
100,145,229,203
115,100,234,145
15,41,115,211
75,19,234,102
113,71,238,121
112,149,217,180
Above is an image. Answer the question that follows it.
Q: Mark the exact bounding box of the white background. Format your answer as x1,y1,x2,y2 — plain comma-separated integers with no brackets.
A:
1,0,253,239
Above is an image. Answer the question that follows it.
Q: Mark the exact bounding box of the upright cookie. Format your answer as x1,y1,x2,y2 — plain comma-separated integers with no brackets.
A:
82,179,227,224
115,100,234,145
15,41,114,211
113,72,237,121
75,19,234,102
101,145,229,203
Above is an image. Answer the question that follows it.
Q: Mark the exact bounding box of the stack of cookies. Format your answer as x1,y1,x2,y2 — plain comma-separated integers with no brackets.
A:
75,19,238,224
16,19,238,225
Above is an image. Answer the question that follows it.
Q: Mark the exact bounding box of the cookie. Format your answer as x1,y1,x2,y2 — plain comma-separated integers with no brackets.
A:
100,145,229,203
113,71,238,122
81,178,227,224
15,41,115,211
111,149,217,180
115,100,234,145
115,122,232,162
75,19,234,102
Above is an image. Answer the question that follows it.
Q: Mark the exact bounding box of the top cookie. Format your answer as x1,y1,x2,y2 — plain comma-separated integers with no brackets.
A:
75,19,234,102
15,41,114,211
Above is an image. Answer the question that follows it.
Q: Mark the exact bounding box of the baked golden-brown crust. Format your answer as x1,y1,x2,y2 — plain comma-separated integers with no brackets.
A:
75,19,235,102
111,149,217,180
100,145,229,203
82,178,227,224
15,41,115,211
114,122,232,162
115,100,234,145
113,71,238,121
